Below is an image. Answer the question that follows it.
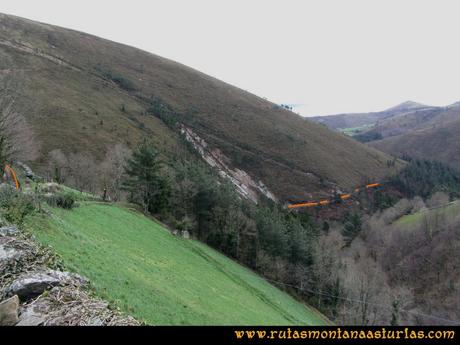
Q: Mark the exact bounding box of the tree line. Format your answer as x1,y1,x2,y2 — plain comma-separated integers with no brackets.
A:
389,158,460,199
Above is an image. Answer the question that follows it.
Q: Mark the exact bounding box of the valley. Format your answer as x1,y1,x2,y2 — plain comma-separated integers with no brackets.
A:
0,10,459,328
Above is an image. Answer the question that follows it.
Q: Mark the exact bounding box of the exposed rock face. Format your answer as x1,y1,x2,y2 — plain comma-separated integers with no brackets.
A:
0,228,24,267
47,270,89,286
0,235,42,278
0,243,22,260
0,244,24,271
16,162,36,180
181,125,278,204
0,295,19,325
0,226,19,237
16,307,45,326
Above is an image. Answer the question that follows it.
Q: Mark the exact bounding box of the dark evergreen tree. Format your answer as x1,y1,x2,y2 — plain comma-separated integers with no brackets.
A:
390,159,460,199
342,212,362,245
122,140,170,214
390,300,400,326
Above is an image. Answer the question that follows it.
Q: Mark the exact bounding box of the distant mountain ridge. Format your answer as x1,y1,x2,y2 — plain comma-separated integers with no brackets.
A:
310,101,460,170
384,100,431,112
310,101,443,130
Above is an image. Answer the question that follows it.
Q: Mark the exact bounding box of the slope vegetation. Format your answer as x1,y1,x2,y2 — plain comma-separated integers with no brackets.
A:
24,202,327,325
333,196,460,325
0,13,397,201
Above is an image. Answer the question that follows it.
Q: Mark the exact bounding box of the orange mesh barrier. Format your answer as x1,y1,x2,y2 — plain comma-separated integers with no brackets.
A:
4,164,20,190
288,182,382,209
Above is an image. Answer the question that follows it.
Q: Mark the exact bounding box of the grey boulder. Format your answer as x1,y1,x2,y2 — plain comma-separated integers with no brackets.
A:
0,244,23,261
5,270,88,301
0,226,19,237
0,295,20,325
16,307,46,326
0,243,25,272
6,273,61,301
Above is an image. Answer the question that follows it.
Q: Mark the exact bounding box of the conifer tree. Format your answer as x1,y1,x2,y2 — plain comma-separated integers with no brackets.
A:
123,140,170,213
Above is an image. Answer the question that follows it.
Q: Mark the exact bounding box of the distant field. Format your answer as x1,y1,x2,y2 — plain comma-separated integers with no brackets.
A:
396,200,460,226
24,203,327,325
339,124,375,136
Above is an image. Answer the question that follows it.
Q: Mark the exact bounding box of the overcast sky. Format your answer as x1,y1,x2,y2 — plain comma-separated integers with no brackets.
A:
1,0,459,116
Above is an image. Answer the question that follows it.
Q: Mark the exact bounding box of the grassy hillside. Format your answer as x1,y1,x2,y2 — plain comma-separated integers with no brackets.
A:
370,117,460,170
355,107,451,141
0,13,398,201
23,202,327,325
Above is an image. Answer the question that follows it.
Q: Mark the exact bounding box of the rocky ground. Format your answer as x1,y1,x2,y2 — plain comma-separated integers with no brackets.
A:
0,224,140,326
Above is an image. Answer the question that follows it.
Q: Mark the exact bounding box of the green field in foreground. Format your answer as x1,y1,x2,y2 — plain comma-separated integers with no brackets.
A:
24,203,327,325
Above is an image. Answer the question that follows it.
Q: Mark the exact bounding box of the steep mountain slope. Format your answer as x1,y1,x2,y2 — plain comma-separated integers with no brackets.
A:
357,106,447,141
0,13,398,201
370,117,460,170
25,202,328,325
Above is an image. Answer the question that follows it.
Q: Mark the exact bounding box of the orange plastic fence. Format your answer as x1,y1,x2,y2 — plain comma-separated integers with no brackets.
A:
4,164,20,190
287,182,382,209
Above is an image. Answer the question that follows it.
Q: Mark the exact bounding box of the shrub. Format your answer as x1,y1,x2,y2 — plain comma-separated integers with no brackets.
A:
354,131,383,143
0,186,36,224
110,74,136,92
95,65,137,92
174,216,194,232
45,192,76,209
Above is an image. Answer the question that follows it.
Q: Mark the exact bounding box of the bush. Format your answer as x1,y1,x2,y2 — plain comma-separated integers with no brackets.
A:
45,192,76,209
174,216,194,232
354,131,383,143
0,186,36,224
95,65,137,92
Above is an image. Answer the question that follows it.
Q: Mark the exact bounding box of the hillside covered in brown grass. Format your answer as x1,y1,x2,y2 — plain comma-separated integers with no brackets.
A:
0,13,399,202
368,107,460,170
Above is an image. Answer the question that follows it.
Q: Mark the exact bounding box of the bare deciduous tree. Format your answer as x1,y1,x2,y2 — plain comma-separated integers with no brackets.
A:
47,149,70,183
99,144,131,201
427,192,450,208
308,229,344,314
68,153,100,193
0,73,40,166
